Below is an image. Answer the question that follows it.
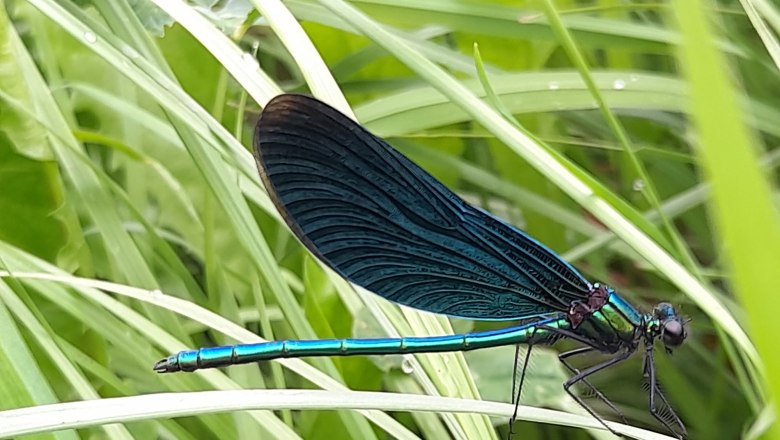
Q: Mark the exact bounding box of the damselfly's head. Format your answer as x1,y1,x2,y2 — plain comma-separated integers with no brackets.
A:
652,302,687,350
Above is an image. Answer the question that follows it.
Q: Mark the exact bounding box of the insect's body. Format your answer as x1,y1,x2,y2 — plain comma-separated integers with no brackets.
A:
156,316,569,369
155,94,688,439
156,284,660,368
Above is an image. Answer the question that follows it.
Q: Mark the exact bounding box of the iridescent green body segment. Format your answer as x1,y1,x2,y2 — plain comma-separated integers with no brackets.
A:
154,94,689,439
162,316,566,370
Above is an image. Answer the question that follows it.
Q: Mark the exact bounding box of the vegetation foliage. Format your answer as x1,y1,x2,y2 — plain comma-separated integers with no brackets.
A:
0,1,778,439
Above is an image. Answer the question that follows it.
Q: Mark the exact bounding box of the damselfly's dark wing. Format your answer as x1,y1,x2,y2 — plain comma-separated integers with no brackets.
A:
254,94,591,320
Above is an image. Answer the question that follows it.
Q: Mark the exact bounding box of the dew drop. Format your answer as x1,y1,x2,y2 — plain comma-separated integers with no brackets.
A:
548,81,560,91
121,45,140,59
517,13,542,24
613,79,626,90
83,31,97,44
632,179,645,192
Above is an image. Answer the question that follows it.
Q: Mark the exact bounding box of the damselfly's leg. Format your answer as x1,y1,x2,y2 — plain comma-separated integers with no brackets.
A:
537,325,627,420
508,329,537,440
559,346,628,425
643,344,687,439
561,349,633,436
532,325,632,436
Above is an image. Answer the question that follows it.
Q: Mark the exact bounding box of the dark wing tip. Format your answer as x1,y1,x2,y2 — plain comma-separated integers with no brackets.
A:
258,93,334,126
266,93,321,108
263,93,318,115
254,93,350,154
256,94,308,142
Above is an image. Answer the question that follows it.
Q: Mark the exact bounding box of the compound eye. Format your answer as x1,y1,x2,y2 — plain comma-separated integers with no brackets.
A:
662,319,686,347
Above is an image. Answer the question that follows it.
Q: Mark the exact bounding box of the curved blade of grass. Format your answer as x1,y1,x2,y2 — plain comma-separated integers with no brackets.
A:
0,390,677,440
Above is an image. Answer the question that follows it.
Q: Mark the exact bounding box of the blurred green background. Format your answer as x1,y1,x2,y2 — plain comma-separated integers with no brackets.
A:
0,0,778,439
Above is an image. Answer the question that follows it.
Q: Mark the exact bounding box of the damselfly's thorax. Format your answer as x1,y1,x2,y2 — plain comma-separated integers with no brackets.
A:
566,284,644,350
568,283,611,327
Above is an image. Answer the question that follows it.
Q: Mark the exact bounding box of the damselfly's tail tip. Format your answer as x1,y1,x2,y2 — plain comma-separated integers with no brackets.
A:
153,356,180,373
